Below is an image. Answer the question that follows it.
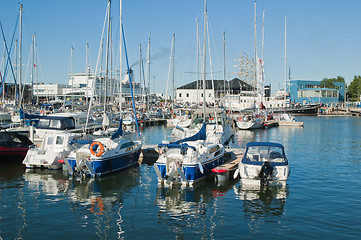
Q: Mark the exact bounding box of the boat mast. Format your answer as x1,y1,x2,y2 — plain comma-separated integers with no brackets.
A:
147,32,150,113
119,0,123,117
284,15,287,107
70,46,74,110
202,0,207,121
18,4,22,107
86,42,89,105
31,33,35,103
253,0,257,110
34,35,39,104
223,31,226,98
172,33,175,107
104,0,111,114
196,18,200,105
2,42,5,105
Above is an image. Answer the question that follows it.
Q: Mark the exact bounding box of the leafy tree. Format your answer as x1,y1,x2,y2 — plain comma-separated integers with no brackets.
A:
320,76,345,89
347,75,361,101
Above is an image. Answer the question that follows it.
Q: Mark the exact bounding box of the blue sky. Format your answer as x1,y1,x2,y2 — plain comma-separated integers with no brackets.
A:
1,0,360,95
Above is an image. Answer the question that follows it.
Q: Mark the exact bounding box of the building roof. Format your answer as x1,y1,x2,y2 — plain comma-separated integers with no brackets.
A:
177,78,254,91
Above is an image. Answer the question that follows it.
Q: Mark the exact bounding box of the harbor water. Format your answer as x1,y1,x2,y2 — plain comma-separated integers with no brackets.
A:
1,116,361,239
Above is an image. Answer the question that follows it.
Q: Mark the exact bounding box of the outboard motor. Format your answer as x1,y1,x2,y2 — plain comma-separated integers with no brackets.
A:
258,161,274,186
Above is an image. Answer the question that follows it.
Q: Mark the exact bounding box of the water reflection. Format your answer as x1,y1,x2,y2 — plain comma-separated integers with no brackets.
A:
0,161,26,181
24,169,68,195
234,183,289,233
22,167,140,239
155,179,238,239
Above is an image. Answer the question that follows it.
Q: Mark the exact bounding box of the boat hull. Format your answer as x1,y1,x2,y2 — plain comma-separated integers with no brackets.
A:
239,162,290,186
156,155,224,185
67,148,141,177
0,146,29,160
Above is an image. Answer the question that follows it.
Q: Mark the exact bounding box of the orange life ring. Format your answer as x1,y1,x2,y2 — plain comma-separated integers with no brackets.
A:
90,197,105,215
238,117,243,121
90,141,105,157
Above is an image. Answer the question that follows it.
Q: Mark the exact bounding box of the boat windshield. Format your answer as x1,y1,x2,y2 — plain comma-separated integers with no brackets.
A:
37,118,75,130
245,145,285,163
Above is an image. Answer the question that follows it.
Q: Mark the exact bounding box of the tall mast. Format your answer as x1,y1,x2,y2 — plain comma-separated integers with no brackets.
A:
18,4,23,107
119,0,123,116
31,33,35,103
196,18,200,104
147,31,150,112
35,35,38,104
284,15,287,105
172,33,175,105
139,43,142,104
104,0,111,113
2,42,5,104
71,46,74,110
223,31,226,97
202,0,207,121
253,0,257,108
86,42,89,105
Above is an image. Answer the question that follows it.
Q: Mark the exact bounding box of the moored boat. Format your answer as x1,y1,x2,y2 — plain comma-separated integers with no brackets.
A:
22,132,84,170
234,142,290,186
0,128,34,160
236,113,264,130
154,123,225,186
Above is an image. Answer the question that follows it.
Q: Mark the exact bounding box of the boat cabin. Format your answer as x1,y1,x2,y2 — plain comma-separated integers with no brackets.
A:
243,142,287,164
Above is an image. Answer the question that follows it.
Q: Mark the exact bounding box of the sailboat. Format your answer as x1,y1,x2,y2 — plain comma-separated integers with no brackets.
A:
236,1,264,130
154,0,225,186
63,0,142,178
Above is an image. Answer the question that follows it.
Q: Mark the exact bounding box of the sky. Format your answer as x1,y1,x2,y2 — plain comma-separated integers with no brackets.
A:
1,0,361,96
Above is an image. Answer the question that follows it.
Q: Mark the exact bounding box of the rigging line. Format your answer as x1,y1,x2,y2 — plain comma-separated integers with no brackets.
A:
85,1,109,130
206,17,218,125
122,23,140,139
0,19,20,97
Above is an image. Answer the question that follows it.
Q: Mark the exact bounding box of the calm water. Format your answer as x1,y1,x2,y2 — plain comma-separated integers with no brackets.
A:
1,116,361,239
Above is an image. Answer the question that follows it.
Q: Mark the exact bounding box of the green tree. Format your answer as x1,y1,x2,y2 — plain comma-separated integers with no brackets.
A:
347,75,361,101
320,76,345,89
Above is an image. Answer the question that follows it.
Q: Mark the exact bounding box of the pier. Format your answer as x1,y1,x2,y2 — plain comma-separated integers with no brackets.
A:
138,119,168,127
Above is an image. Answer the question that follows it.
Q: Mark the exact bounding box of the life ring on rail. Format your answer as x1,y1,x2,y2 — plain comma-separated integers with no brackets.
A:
90,197,104,215
238,117,243,121
90,141,105,157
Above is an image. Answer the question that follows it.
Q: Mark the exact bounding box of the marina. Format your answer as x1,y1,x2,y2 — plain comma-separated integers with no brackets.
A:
1,0,361,239
1,116,361,239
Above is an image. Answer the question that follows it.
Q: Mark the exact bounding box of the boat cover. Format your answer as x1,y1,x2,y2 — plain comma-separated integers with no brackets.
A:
172,122,206,144
111,119,123,140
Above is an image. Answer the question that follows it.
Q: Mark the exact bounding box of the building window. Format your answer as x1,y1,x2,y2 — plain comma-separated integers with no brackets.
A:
186,93,189,97
209,93,211,97
179,93,182,98
201,93,203,98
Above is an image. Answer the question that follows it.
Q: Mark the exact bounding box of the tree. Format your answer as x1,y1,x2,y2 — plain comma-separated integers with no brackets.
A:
320,76,345,89
347,75,361,101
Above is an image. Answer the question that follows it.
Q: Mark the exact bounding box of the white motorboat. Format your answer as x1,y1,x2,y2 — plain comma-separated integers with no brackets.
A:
155,123,225,186
234,142,290,186
274,113,304,126
23,132,84,170
35,112,101,139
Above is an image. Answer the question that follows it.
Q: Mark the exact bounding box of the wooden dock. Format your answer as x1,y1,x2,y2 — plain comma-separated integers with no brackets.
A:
263,120,279,129
212,148,244,181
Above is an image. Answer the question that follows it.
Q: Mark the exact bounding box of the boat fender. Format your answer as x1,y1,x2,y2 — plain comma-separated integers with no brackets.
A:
258,161,274,186
90,141,105,157
90,197,104,215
